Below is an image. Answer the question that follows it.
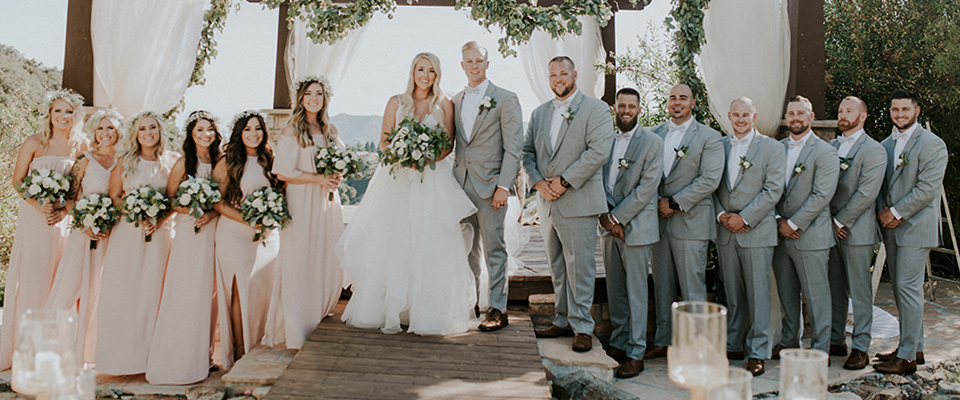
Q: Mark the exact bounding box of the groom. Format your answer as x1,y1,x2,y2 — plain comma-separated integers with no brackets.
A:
452,41,524,332
522,56,614,352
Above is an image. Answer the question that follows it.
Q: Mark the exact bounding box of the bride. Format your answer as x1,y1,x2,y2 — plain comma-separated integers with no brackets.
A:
338,52,478,335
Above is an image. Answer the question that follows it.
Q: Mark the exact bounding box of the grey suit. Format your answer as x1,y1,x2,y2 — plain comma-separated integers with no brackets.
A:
878,126,947,361
521,91,614,334
827,133,886,353
600,128,662,359
649,120,724,347
714,132,785,359
453,82,524,312
773,133,839,353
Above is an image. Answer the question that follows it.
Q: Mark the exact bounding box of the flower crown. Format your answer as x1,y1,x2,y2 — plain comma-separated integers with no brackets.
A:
129,110,166,132
292,74,333,98
40,89,85,116
230,109,266,132
84,108,125,135
184,110,220,134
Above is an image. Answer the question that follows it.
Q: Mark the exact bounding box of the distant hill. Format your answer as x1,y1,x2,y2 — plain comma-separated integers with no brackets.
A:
331,113,381,146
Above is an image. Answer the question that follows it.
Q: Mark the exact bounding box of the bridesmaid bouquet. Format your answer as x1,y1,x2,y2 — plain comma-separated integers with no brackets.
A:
380,117,452,175
314,146,362,200
69,193,121,249
122,185,170,242
175,176,222,233
241,186,290,244
18,168,73,206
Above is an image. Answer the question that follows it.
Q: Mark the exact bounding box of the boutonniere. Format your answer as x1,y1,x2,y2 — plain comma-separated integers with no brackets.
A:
675,146,689,160
839,156,852,171
618,158,632,170
897,152,909,168
479,96,496,112
562,107,575,122
738,156,752,170
794,163,805,175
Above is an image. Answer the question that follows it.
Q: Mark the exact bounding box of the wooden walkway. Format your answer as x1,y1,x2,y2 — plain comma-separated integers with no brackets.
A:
264,301,551,400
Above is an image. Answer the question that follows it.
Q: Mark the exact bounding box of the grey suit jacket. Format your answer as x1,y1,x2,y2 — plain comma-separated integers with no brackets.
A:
879,126,948,248
651,120,724,240
601,128,663,246
714,133,786,248
452,82,524,198
521,91,615,218
829,133,886,246
776,134,839,251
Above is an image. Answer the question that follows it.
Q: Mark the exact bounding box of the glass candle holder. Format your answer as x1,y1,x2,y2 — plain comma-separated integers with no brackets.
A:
709,366,752,400
12,308,79,396
667,301,728,400
779,349,828,400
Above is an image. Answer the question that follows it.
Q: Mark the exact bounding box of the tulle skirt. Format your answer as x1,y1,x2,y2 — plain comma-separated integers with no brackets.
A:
337,158,478,335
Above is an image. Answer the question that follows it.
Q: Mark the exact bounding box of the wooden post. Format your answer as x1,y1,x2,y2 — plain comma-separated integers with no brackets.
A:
600,13,616,105
786,0,826,116
62,0,94,105
273,3,292,109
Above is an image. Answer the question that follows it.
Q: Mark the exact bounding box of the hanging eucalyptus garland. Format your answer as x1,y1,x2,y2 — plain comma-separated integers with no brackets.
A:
665,0,712,123
191,0,234,88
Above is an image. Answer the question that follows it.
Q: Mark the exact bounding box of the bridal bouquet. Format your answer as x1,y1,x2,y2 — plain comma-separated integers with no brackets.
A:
315,146,362,200
175,176,222,233
19,168,73,206
380,117,452,175
241,186,290,244
69,193,121,249
122,185,170,242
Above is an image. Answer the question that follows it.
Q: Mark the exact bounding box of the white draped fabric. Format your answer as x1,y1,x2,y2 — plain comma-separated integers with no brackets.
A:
285,19,368,96
91,0,206,118
519,17,606,103
700,0,791,136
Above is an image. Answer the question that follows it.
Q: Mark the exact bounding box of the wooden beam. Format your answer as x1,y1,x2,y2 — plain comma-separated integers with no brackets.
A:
786,0,826,116
63,0,94,106
273,3,292,109
601,9,616,104
324,0,647,9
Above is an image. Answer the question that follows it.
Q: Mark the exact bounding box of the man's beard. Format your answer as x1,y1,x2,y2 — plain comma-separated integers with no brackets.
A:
894,114,917,130
616,116,637,133
837,115,860,132
788,120,811,135
553,83,573,98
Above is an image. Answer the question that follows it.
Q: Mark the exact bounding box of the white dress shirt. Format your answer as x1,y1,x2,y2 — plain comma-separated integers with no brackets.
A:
782,130,813,231
607,125,638,193
550,90,578,150
460,79,490,142
888,121,919,220
727,129,756,191
837,128,864,158
662,117,694,177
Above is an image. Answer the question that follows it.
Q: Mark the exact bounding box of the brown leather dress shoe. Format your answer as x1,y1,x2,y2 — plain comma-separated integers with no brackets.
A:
746,358,765,376
771,344,798,360
606,347,627,364
843,349,869,370
829,343,848,357
616,358,644,378
535,324,574,338
478,309,509,332
643,346,668,359
874,357,917,375
572,333,593,352
876,349,925,365
727,350,745,360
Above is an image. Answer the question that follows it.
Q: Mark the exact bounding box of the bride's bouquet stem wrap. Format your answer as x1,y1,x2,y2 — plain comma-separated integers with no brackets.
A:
240,186,291,244
69,193,121,249
122,185,170,242
314,146,362,201
175,176,222,233
380,117,452,177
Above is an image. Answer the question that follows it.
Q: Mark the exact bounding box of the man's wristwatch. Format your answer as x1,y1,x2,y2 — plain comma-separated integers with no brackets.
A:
559,176,571,188
668,197,680,211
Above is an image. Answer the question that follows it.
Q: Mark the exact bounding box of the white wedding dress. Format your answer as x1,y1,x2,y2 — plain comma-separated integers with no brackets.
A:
337,113,479,335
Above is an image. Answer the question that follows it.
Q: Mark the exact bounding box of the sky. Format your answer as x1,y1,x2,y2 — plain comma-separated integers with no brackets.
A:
0,0,671,122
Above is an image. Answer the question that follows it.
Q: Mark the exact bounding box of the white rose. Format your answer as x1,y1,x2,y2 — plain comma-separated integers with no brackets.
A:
91,226,100,235
412,150,422,161
102,197,112,207
38,168,51,177
399,127,410,136
397,147,406,156
146,205,159,217
179,194,192,206
319,148,329,158
335,160,347,170
42,177,55,188
251,198,264,209
139,186,150,194
153,193,164,201
76,199,89,210
267,192,278,200
83,215,95,227
418,134,430,142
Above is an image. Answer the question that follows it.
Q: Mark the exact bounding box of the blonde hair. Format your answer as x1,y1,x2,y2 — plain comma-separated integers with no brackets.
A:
399,52,446,126
84,108,125,148
289,76,334,148
39,89,85,156
461,41,488,60
119,111,170,181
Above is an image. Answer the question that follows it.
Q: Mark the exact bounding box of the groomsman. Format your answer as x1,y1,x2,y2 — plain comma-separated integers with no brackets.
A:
826,96,886,370
645,84,723,359
598,88,663,377
523,56,614,352
714,97,785,376
874,89,947,374
772,95,839,357
452,41,524,331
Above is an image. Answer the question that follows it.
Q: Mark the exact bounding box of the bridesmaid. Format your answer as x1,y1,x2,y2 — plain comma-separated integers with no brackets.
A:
146,111,222,384
46,108,122,367
263,76,344,349
212,111,280,369
1,90,87,370
97,111,178,375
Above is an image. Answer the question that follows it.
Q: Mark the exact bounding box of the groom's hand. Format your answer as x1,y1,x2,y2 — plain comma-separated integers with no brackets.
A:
547,177,567,196
491,188,509,210
534,180,559,201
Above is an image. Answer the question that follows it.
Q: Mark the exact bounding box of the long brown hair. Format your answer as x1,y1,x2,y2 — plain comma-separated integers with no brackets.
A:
182,110,222,177
289,76,335,148
222,112,279,207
